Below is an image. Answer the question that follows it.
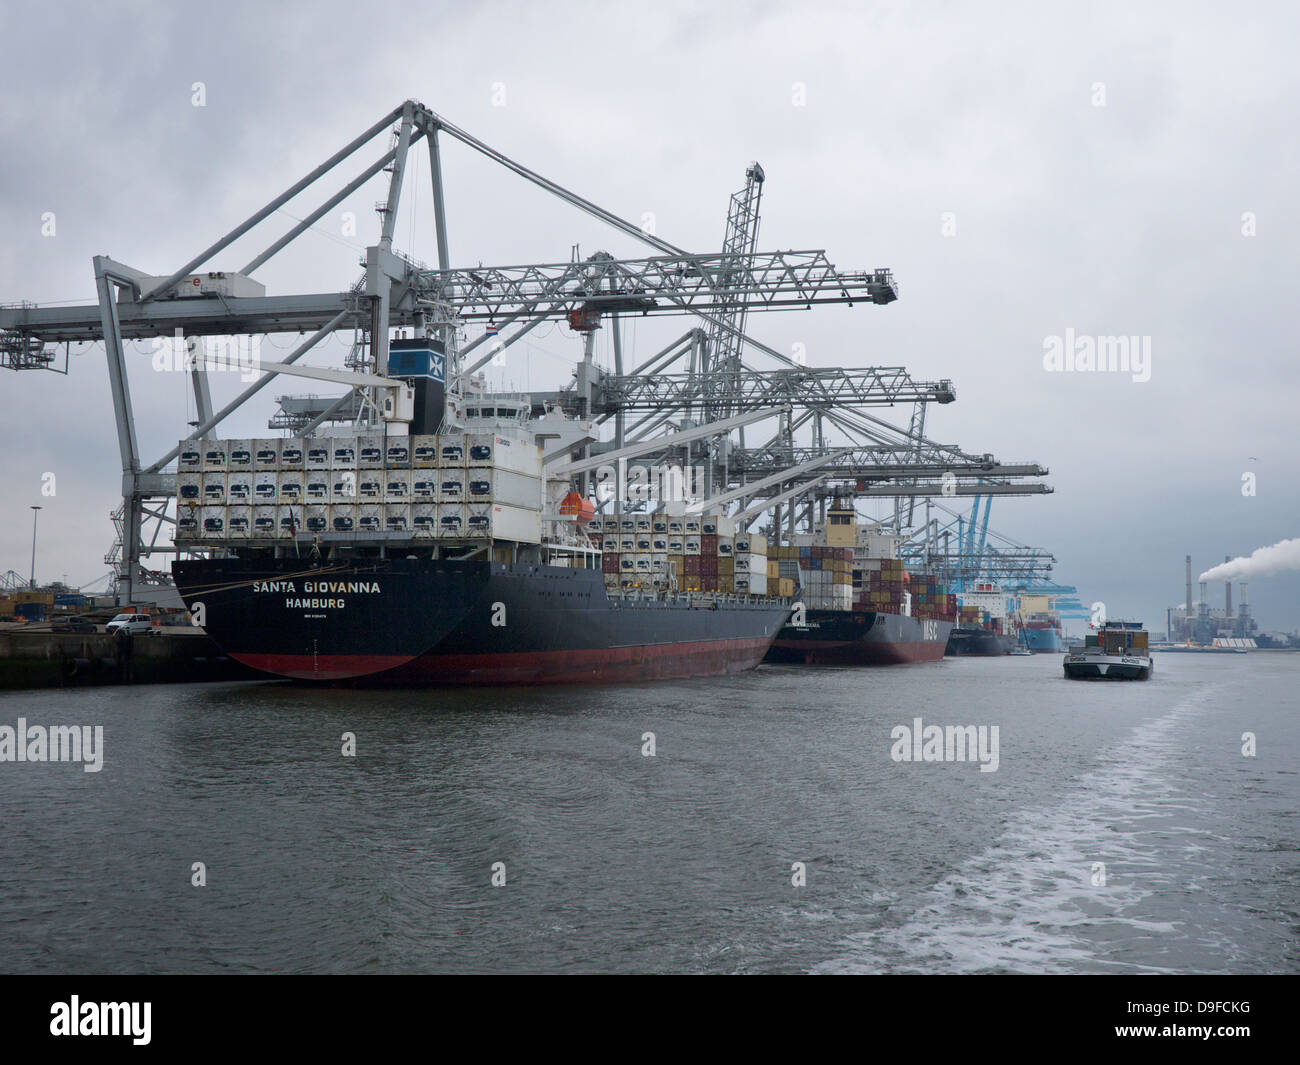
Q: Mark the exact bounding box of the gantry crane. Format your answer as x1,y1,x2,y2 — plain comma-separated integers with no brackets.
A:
0,101,905,602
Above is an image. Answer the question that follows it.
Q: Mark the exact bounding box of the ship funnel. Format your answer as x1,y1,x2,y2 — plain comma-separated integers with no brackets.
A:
388,336,447,435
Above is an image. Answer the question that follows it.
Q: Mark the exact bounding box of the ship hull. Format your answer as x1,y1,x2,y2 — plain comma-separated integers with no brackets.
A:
171,557,790,685
1021,626,1063,653
1063,652,1152,680
945,627,1013,656
765,609,953,665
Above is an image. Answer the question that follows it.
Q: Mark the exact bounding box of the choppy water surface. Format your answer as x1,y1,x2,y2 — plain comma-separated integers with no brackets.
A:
0,654,1295,973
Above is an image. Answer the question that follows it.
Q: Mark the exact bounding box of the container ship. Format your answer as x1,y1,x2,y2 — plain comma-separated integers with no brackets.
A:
169,337,794,685
764,499,954,665
945,581,1015,656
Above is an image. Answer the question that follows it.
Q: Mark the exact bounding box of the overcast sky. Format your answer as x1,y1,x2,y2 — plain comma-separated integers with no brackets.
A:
1,0,1296,631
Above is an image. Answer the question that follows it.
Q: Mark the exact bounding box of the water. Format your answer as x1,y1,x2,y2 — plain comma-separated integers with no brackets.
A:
0,654,1295,974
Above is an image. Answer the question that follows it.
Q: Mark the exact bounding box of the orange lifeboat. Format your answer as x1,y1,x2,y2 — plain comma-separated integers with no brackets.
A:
559,492,596,527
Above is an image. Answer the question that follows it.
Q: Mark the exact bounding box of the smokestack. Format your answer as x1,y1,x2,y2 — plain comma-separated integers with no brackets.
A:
1240,581,1250,615
1185,555,1193,616
1199,580,1208,616
1225,555,1232,618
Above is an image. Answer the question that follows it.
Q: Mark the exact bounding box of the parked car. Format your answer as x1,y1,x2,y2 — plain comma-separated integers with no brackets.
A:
105,613,155,635
51,616,97,634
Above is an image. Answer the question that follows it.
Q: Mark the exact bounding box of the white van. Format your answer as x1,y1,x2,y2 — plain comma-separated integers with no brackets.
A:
106,613,156,635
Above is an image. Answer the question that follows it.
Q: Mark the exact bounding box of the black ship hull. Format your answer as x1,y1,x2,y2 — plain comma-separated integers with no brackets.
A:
1063,654,1153,680
171,557,791,685
765,608,953,665
945,627,1014,656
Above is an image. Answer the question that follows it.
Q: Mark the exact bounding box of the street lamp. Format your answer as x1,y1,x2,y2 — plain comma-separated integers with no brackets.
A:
29,505,41,589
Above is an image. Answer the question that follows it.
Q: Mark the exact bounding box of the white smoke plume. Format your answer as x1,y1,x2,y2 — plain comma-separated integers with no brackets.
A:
1199,538,1300,582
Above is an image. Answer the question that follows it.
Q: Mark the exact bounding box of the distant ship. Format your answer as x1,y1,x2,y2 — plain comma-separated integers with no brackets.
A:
1063,620,1153,680
1019,611,1064,653
764,499,954,665
945,581,1015,656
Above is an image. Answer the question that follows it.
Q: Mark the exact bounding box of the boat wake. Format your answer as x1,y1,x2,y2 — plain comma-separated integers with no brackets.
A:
816,683,1229,973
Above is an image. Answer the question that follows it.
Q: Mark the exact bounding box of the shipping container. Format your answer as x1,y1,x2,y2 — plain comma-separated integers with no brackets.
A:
437,470,467,503
252,506,277,538
635,534,652,552
356,435,384,469
304,474,331,502
685,536,701,556
384,439,411,468
177,472,202,504
412,503,437,535
635,516,652,533
684,517,702,535
438,435,466,467
464,503,542,543
176,511,200,538
651,515,668,533
200,506,226,538
178,442,202,471
304,442,330,469
619,534,636,553
356,473,384,501
252,439,277,470
227,471,253,504
411,434,439,468
384,504,411,534
254,475,280,507
278,471,305,505
465,469,543,510
201,473,226,505
410,474,437,501
436,504,465,537
464,432,497,468
303,505,329,534
226,506,251,538
227,439,253,469
201,443,227,471
602,536,619,552
329,504,357,534
468,432,541,475
330,442,357,469
716,535,733,557
357,504,383,533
